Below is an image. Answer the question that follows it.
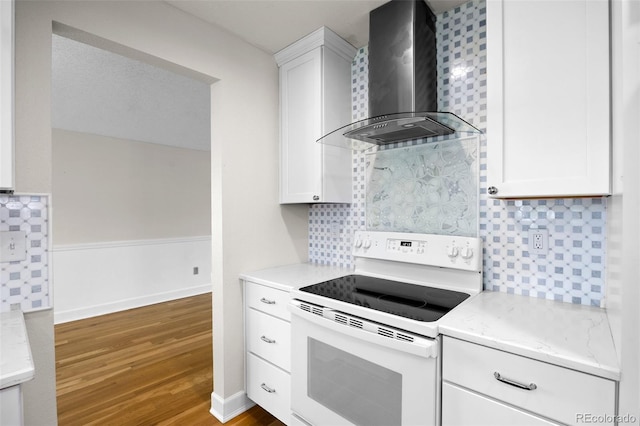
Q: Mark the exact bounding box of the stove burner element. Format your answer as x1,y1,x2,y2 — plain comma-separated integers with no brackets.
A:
299,275,469,322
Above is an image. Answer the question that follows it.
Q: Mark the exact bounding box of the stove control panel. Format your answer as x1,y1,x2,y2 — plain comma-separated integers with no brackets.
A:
353,230,482,272
386,238,427,255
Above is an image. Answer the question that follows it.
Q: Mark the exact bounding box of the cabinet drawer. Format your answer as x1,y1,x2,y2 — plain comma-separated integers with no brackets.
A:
443,337,616,426
247,309,291,371
442,382,559,426
247,352,291,425
245,281,290,321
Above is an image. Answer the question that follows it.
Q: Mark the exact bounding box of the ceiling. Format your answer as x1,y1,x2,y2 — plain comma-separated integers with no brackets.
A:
52,34,211,150
165,0,468,54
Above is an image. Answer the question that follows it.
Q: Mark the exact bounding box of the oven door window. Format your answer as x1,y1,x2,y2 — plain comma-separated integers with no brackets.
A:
307,338,402,426
290,307,438,426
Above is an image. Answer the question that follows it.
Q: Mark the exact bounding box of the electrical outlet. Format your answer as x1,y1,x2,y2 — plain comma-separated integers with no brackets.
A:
330,220,340,236
528,228,549,255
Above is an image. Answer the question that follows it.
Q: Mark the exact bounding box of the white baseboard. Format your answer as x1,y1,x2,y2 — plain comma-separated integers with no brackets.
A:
210,391,255,423
53,236,212,324
54,284,211,324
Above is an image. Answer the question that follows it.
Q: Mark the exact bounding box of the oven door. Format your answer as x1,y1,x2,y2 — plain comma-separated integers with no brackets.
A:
290,301,439,426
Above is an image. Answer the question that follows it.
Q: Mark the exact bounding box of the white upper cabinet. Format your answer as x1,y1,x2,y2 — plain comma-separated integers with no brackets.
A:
487,0,610,198
0,0,14,191
276,27,355,204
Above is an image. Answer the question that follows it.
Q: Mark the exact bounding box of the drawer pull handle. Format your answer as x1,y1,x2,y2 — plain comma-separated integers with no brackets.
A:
261,383,276,393
494,372,537,391
260,335,276,344
260,297,276,305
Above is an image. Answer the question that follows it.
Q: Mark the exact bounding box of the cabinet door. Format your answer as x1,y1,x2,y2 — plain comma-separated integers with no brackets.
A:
246,308,291,371
279,47,323,203
319,47,353,204
246,353,291,425
442,383,559,426
0,0,14,190
487,0,610,198
442,337,616,426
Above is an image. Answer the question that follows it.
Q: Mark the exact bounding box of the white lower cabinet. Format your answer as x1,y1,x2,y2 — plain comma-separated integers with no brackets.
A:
246,308,291,371
244,280,291,425
246,353,291,424
442,337,617,426
0,385,25,426
442,383,557,426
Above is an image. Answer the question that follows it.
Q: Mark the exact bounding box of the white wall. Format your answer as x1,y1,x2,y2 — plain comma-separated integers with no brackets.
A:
53,237,212,323
15,2,308,424
52,129,211,243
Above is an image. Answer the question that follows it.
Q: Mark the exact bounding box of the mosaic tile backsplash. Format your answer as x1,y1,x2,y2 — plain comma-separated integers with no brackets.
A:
0,195,51,312
308,0,608,307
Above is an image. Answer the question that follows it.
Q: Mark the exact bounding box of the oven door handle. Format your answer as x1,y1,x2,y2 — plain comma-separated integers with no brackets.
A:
289,301,438,359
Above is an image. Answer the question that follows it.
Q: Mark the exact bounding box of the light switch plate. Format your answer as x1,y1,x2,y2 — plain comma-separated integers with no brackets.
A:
0,231,27,263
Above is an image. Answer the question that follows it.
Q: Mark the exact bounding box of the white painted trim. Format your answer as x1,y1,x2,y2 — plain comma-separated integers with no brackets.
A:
0,0,14,190
274,26,356,66
53,235,211,252
54,285,211,324
52,235,212,324
210,391,255,423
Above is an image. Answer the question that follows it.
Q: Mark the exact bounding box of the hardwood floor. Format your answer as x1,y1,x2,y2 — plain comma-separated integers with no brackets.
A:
55,293,285,426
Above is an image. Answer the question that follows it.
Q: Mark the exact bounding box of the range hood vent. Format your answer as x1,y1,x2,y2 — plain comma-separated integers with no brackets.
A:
320,111,479,151
318,0,481,151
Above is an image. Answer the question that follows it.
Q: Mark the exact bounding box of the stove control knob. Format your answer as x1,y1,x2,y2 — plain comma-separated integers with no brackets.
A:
447,246,459,258
461,247,474,259
363,239,372,249
354,239,363,248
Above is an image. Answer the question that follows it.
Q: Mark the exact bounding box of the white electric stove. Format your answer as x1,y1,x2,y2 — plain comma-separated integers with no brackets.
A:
289,230,483,426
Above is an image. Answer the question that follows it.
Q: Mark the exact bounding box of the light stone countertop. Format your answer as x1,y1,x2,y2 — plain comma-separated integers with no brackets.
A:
439,291,620,381
240,262,352,292
0,310,35,389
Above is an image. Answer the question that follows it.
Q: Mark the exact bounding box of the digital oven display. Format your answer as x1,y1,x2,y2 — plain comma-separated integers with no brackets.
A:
400,241,412,247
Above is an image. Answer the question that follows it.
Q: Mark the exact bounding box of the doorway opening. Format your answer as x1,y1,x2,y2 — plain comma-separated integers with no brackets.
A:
51,24,213,324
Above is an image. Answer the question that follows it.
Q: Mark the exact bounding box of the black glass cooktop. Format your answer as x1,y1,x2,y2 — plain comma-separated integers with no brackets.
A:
300,275,470,322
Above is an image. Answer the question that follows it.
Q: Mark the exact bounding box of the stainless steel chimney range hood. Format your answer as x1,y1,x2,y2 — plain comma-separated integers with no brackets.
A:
318,0,480,151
